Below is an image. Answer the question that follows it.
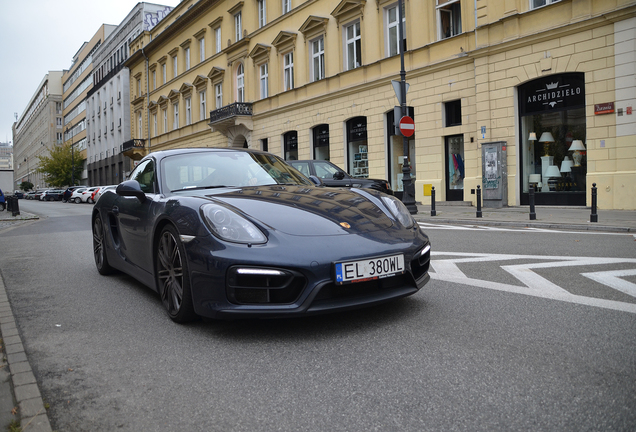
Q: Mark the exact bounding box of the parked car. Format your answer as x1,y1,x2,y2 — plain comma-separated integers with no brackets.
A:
63,186,84,202
42,189,65,201
70,188,87,203
35,190,47,200
94,185,117,202
25,191,37,200
80,187,101,203
13,191,24,199
92,148,431,323
288,160,393,195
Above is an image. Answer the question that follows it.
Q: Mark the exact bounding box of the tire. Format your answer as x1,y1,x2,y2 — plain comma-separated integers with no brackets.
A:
74,197,81,203
88,197,94,204
93,215,114,275
156,225,197,323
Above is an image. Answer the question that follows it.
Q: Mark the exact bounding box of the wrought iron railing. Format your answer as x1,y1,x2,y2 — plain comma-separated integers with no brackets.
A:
209,102,253,123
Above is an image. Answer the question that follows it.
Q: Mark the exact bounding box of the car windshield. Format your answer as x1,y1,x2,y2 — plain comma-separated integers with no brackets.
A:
161,151,313,192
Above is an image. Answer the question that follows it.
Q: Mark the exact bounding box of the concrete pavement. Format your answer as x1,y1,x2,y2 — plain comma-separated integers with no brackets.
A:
0,200,634,430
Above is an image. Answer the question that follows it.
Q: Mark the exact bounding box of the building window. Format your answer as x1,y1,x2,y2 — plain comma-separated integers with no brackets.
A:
386,3,406,57
346,117,368,178
282,0,291,14
173,103,179,130
138,112,143,137
313,124,329,160
185,47,191,70
185,97,192,125
163,108,168,132
137,78,142,97
531,0,561,8
199,37,205,63
236,63,245,102
345,21,361,70
235,12,242,42
311,37,325,82
284,52,294,91
215,83,223,109
215,27,222,53
437,0,462,40
200,90,207,121
56,117,62,126
284,131,298,160
162,63,167,84
152,70,156,90
173,55,178,78
260,63,268,99
153,113,157,137
445,100,462,126
258,0,266,28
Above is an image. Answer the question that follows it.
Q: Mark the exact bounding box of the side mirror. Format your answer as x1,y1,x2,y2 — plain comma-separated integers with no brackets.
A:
308,175,324,186
333,171,345,180
116,180,147,203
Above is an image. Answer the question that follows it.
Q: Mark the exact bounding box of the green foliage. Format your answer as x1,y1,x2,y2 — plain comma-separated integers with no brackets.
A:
37,144,85,187
19,181,34,192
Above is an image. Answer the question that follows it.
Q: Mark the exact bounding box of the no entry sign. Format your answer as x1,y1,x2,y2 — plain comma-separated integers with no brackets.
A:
399,116,415,137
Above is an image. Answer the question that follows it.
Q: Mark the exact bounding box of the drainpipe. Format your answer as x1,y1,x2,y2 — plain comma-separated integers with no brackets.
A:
141,47,151,151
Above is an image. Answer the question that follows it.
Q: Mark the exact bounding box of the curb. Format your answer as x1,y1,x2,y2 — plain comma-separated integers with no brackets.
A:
0,274,52,432
413,217,634,233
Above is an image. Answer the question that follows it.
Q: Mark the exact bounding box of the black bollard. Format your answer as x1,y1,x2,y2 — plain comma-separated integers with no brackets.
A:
590,183,598,223
431,186,437,216
529,186,536,220
476,185,482,218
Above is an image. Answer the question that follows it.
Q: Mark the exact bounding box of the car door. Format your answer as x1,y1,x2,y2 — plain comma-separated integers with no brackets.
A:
313,161,352,187
113,159,158,273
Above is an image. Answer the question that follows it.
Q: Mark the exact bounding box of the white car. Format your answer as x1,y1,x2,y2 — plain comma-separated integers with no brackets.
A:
80,187,101,203
70,188,87,203
94,185,117,202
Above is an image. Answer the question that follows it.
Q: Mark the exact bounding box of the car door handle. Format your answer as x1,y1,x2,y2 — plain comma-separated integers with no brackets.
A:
112,206,119,216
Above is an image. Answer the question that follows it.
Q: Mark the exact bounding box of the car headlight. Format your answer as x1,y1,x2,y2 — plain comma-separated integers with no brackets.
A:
381,195,414,228
201,204,267,244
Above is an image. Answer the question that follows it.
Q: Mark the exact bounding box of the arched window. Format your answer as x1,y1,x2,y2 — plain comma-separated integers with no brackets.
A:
236,63,244,102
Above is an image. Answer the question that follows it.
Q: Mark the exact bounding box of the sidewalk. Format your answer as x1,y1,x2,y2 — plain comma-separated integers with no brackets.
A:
412,201,636,233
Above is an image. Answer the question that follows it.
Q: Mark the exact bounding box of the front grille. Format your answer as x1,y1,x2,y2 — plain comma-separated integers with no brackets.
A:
226,267,306,305
313,273,411,303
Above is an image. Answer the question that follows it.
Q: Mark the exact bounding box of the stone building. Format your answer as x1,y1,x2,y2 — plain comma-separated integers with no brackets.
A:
124,0,636,210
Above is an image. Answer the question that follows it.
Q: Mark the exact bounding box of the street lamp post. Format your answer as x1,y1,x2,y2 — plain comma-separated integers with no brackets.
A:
398,0,417,214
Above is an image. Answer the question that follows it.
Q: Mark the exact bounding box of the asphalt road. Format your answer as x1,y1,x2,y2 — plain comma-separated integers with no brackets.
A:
1,200,635,431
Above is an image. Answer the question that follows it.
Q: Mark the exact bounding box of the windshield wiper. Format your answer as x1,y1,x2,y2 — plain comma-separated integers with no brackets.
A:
171,185,233,192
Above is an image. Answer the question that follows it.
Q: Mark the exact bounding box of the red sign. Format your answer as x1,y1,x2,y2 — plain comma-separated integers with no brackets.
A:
594,102,614,115
399,116,415,137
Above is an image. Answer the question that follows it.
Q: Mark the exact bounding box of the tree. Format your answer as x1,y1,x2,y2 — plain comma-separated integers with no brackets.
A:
20,181,34,192
37,143,85,187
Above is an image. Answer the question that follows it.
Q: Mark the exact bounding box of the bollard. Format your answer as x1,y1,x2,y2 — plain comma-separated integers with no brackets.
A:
430,186,437,216
529,186,536,220
590,183,598,223
476,185,482,218
10,196,20,217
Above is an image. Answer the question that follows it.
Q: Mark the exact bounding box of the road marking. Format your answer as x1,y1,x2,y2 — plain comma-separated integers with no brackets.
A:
418,222,630,235
430,252,636,314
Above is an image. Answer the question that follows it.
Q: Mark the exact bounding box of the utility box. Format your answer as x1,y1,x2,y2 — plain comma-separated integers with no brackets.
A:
481,141,508,208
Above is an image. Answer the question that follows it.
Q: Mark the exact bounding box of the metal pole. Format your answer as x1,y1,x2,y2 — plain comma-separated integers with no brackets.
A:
529,185,536,220
476,185,482,218
590,183,598,223
431,186,436,216
398,0,417,214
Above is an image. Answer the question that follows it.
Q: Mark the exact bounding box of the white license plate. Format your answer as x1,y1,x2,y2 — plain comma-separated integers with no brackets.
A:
335,254,405,284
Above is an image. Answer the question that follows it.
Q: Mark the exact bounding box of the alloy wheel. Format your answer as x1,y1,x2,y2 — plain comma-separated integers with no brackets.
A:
157,230,184,317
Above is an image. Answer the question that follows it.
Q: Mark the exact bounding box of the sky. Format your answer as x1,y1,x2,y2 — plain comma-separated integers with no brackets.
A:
0,0,180,145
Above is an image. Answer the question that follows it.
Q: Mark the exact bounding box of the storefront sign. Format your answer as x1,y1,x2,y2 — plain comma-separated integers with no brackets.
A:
594,102,614,115
519,73,585,116
313,124,329,146
348,118,367,142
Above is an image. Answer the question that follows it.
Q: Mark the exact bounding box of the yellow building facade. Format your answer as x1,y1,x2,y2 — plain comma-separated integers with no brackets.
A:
125,0,636,210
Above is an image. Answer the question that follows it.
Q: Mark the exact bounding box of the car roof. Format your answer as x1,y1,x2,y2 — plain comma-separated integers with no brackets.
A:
139,147,272,164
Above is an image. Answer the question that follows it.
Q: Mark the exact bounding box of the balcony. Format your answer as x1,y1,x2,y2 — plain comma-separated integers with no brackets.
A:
209,102,253,135
122,138,146,160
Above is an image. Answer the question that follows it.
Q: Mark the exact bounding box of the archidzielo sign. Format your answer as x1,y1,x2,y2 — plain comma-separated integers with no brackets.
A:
518,73,585,116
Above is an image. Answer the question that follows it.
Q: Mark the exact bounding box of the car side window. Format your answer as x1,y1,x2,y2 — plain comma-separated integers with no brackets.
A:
130,159,156,194
290,162,310,177
314,161,340,180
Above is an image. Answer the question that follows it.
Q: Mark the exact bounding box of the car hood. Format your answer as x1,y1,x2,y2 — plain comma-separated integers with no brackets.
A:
192,185,396,236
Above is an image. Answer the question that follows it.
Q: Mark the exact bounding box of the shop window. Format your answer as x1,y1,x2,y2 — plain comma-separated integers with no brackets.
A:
284,131,298,160
346,117,368,178
313,124,329,160
437,0,462,40
445,100,462,126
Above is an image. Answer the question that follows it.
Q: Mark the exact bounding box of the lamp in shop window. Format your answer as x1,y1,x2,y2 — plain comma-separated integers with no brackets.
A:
568,140,586,167
539,132,554,156
528,132,537,141
560,156,573,191
544,165,561,192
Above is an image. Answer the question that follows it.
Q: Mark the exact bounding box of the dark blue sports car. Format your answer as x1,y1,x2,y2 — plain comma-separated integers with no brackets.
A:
92,148,430,322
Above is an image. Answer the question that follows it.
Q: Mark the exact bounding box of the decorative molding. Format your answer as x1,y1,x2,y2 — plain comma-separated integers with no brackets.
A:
249,43,271,65
192,75,209,90
298,16,330,42
227,1,244,16
331,0,366,27
207,66,225,83
179,82,193,97
157,95,169,107
168,89,181,101
193,28,207,39
208,16,223,29
180,38,192,49
168,47,179,57
272,31,298,54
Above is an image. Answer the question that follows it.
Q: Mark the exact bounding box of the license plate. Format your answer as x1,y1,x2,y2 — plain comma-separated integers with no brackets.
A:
335,254,405,284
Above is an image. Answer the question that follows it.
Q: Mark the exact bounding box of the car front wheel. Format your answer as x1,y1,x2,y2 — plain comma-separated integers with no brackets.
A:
155,225,197,323
93,215,113,275
74,197,81,203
